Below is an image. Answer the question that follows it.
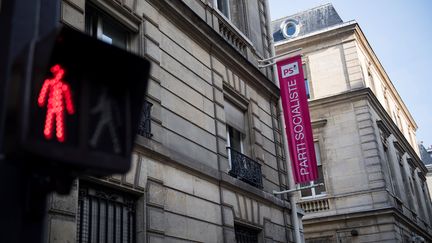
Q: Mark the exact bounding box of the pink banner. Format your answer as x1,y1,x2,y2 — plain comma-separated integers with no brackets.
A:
277,55,318,184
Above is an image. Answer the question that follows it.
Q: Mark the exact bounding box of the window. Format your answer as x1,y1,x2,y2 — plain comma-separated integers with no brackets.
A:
234,224,260,243
227,125,244,154
77,183,137,243
225,99,248,166
280,19,300,39
284,22,296,36
397,153,413,209
225,100,247,155
301,142,326,198
137,100,153,138
86,4,129,50
303,63,311,99
227,123,263,188
225,99,262,188
383,138,401,197
216,0,230,18
411,168,424,216
215,0,248,35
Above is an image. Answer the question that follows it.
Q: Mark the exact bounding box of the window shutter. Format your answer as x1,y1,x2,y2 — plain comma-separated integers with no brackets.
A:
225,101,245,133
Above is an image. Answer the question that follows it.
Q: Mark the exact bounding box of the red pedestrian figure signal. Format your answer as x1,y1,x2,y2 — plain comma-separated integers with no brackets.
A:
37,64,75,142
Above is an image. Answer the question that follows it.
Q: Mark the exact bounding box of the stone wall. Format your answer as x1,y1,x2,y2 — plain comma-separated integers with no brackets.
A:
305,97,390,217
304,212,399,242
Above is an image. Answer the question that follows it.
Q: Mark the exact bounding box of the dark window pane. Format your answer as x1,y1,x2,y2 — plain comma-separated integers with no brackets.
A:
137,101,153,138
315,166,326,195
86,4,128,50
217,0,229,17
228,126,242,152
102,19,127,49
305,79,310,99
300,182,312,197
234,224,259,243
286,23,296,36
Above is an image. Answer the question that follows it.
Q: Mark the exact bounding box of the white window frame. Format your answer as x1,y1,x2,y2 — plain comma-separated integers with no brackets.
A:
280,18,300,39
226,125,244,170
214,0,231,20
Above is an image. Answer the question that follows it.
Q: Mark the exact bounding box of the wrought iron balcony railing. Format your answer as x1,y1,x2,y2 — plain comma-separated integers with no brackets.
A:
227,147,263,188
137,100,153,138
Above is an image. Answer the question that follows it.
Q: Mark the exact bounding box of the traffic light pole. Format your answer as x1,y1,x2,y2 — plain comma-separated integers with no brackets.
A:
0,0,150,241
0,0,61,242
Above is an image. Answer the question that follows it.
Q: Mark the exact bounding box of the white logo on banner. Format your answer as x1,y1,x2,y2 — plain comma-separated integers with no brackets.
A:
281,62,299,78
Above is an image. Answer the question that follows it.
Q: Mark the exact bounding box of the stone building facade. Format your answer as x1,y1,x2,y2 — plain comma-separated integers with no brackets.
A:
272,4,432,242
46,0,299,242
419,144,432,201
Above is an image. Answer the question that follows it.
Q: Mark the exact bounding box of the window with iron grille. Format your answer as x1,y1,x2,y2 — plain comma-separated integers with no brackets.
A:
77,183,137,243
225,100,262,188
234,224,260,243
137,100,152,138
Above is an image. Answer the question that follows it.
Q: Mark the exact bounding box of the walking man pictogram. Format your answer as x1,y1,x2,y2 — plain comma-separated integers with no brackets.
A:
89,88,122,154
38,64,75,142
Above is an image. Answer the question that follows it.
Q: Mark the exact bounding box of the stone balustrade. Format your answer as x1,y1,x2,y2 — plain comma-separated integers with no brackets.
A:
299,198,330,213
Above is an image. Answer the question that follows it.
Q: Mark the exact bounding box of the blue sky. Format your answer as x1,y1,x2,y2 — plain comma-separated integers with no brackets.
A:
268,0,432,148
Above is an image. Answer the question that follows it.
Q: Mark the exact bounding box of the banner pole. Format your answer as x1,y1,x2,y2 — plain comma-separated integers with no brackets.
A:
257,48,302,64
278,100,303,243
273,183,324,195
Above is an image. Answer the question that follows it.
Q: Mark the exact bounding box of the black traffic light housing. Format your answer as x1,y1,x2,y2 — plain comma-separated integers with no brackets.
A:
5,25,151,175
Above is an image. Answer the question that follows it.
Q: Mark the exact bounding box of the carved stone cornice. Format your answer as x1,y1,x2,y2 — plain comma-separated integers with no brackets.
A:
309,88,427,174
311,119,327,129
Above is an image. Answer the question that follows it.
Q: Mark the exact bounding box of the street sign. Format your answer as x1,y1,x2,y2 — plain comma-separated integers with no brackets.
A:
5,25,151,175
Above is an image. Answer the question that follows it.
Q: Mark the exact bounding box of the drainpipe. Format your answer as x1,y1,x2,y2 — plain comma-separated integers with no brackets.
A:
262,1,302,242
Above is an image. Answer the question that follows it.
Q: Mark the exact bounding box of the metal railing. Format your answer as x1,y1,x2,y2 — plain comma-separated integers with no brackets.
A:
227,147,263,188
77,186,136,243
137,100,152,138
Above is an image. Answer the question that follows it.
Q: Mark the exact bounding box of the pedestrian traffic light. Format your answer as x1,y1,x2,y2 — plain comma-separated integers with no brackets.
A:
4,25,151,175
